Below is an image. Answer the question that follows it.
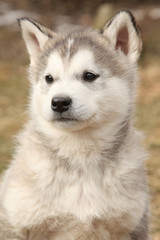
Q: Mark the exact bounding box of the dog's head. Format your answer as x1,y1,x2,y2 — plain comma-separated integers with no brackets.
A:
19,11,142,132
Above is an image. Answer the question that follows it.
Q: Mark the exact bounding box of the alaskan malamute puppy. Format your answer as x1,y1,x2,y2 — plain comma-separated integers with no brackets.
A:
0,10,149,239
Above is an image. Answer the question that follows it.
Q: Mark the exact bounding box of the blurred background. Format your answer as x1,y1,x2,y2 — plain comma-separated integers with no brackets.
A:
0,0,160,238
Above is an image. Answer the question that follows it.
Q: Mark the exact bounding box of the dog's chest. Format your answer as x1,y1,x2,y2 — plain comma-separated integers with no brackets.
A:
27,162,135,240
5,142,144,235
23,139,129,224
35,158,108,221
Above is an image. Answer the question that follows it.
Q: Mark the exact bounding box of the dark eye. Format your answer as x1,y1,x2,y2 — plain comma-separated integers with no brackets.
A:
45,74,54,84
83,72,99,82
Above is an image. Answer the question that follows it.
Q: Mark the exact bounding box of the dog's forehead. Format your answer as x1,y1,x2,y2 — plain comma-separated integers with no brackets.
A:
45,33,101,75
42,31,126,77
45,47,94,76
50,31,105,58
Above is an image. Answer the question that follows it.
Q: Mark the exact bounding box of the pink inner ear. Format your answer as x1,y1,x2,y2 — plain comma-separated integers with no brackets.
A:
29,32,41,52
115,26,129,55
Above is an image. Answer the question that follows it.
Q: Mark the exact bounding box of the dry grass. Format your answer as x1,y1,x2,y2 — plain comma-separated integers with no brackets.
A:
0,17,160,239
137,65,160,238
0,28,28,171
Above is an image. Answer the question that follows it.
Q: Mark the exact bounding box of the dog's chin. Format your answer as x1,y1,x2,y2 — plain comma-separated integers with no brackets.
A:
45,114,96,131
52,117,86,131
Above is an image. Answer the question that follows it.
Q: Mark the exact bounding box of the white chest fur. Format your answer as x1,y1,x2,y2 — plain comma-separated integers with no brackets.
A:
2,127,146,233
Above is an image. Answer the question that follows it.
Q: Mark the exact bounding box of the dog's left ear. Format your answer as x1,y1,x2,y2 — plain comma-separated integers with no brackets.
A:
102,10,142,63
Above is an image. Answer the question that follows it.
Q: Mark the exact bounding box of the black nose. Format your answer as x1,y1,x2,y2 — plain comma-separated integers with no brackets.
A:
51,97,72,113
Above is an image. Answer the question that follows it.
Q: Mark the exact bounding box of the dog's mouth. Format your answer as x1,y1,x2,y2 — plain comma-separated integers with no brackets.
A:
54,117,78,122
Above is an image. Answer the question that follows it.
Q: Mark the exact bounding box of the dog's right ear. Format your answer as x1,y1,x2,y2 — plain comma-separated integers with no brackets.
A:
101,10,142,63
18,18,56,65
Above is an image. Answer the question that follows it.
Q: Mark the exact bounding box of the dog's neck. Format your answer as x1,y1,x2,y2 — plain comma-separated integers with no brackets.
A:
28,115,131,167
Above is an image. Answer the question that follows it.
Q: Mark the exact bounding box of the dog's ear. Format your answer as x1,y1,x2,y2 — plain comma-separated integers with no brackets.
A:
101,10,142,63
18,18,56,65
